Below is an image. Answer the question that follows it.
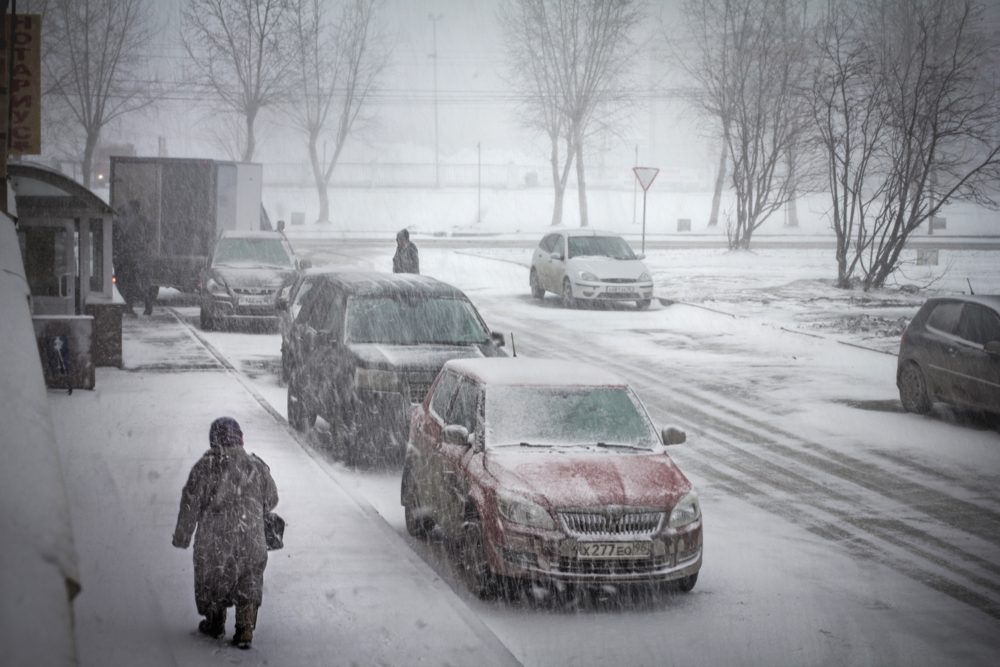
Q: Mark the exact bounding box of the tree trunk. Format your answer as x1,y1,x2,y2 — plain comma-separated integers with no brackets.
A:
82,130,99,190
550,136,564,226
709,134,728,227
575,140,589,227
308,135,330,224
242,110,257,163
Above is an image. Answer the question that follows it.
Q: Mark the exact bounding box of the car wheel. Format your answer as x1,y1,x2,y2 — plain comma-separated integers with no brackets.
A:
899,362,932,414
529,269,545,299
199,306,215,331
402,469,432,539
460,517,500,599
677,572,698,593
287,372,316,432
561,278,576,309
636,299,651,310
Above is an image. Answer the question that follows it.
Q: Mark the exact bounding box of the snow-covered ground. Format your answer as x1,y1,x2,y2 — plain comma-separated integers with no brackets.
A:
133,236,1000,666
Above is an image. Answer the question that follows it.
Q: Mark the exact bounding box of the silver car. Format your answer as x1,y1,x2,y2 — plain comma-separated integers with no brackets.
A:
529,230,655,309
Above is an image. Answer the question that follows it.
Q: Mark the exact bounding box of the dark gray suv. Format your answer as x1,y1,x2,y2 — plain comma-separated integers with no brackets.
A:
285,272,506,464
897,295,1000,415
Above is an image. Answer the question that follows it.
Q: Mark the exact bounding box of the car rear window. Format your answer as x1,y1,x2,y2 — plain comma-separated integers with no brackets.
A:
568,236,637,260
955,305,1000,346
925,302,963,334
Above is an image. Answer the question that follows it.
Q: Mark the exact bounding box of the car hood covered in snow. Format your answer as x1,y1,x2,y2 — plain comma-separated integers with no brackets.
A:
483,449,691,510
569,257,649,281
350,343,497,372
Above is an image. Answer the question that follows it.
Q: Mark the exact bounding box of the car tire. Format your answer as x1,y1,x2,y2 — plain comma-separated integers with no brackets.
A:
460,516,501,599
677,572,698,593
287,372,316,432
402,469,432,539
529,269,545,299
899,362,932,414
562,278,576,309
636,299,651,310
199,307,215,331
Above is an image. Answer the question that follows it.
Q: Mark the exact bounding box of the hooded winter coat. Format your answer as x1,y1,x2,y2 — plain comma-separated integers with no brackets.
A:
172,443,279,615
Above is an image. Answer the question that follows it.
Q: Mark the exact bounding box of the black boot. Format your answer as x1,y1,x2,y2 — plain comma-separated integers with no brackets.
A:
233,604,258,649
198,607,226,638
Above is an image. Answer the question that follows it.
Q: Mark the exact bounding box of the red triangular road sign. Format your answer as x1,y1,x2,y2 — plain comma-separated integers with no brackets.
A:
633,167,659,192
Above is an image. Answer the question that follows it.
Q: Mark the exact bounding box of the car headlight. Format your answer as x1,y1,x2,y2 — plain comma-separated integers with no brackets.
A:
496,490,555,530
639,272,652,282
354,368,399,391
668,490,701,528
579,271,598,282
206,278,228,296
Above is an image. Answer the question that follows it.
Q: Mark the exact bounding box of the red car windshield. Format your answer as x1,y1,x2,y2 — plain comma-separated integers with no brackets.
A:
484,386,659,450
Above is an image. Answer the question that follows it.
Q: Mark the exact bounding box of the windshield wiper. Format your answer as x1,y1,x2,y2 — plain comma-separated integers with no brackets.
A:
594,442,644,450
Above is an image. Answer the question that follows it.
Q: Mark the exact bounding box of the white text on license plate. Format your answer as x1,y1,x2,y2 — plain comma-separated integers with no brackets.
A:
239,296,271,306
577,541,651,559
606,286,634,293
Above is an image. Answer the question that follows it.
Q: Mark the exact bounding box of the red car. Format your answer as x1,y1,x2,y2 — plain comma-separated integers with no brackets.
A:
400,358,702,597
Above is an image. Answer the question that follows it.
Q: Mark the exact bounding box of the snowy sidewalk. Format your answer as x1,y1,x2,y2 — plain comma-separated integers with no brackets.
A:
46,316,520,666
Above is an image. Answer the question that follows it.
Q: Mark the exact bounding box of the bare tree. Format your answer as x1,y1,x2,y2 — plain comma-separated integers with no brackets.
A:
288,0,391,224
39,0,159,188
678,0,812,249
181,0,292,162
499,0,643,227
810,0,1000,290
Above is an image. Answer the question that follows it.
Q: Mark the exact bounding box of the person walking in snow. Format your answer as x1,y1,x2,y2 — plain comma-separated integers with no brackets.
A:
392,228,419,274
172,417,279,649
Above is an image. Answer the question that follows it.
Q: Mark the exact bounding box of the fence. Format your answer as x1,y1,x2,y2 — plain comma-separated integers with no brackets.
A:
263,162,711,191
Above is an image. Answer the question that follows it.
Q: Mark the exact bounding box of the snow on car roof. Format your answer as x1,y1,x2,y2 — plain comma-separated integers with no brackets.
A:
562,228,621,237
444,357,629,387
219,230,288,239
315,271,469,299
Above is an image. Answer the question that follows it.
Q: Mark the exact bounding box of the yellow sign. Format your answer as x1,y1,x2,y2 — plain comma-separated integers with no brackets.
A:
1,14,42,155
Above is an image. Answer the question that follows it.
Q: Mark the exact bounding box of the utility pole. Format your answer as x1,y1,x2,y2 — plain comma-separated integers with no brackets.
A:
429,13,443,189
477,142,481,223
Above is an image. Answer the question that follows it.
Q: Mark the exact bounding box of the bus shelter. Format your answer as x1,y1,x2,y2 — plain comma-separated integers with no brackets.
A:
11,163,120,390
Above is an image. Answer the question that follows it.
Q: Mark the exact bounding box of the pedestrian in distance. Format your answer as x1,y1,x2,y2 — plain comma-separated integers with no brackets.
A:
392,228,419,274
172,417,279,649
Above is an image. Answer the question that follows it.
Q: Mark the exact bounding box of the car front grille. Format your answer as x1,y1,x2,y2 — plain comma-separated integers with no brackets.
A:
404,371,437,404
233,287,279,296
559,509,665,537
597,292,641,299
601,278,638,284
556,554,670,575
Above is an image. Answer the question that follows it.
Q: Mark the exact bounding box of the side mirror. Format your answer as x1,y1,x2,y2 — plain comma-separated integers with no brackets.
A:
661,426,686,446
636,253,646,260
985,341,1000,355
299,259,312,270
491,331,506,347
550,252,563,261
442,424,470,446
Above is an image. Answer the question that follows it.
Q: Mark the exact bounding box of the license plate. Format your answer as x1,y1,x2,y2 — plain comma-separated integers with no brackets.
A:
577,541,651,559
239,296,272,306
606,286,634,293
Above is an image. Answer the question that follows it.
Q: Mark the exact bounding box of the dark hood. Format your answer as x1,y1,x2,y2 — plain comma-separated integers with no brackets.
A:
484,449,691,510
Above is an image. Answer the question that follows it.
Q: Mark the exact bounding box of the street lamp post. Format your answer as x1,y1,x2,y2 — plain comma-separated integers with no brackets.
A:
429,13,443,189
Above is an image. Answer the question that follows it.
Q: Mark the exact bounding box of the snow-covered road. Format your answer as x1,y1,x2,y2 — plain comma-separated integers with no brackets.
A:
143,239,1000,666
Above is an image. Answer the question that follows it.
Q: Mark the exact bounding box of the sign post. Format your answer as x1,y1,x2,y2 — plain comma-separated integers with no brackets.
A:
632,167,659,254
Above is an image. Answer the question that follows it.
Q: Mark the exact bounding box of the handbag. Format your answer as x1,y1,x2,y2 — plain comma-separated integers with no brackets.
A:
264,511,285,550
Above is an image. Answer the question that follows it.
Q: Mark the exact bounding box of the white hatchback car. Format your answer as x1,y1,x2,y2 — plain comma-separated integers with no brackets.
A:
529,230,654,309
